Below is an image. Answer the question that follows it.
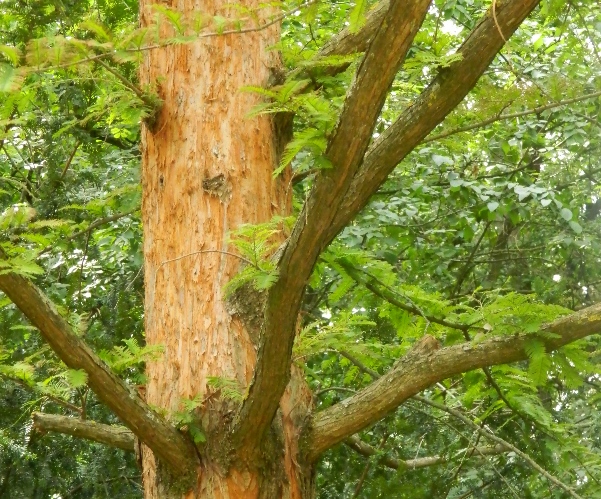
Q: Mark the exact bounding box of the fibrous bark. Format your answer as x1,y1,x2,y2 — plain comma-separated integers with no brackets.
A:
138,0,312,496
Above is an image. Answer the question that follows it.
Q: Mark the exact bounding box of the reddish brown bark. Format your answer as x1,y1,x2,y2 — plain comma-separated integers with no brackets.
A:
138,1,311,497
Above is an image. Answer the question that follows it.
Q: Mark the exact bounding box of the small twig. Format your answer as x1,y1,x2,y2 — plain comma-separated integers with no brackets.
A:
337,348,578,496
413,433,426,464
151,249,257,313
492,0,507,42
77,231,91,303
140,1,317,48
451,221,491,298
470,444,521,499
0,176,36,200
414,396,585,499
1,373,83,415
338,350,380,379
125,264,144,291
59,141,81,181
352,433,389,497
338,261,470,332
291,168,319,185
444,430,482,494
455,477,497,499
37,208,139,257
315,386,358,397
346,434,509,472
32,1,318,73
94,59,148,103
424,91,601,143
158,249,254,270
80,388,89,420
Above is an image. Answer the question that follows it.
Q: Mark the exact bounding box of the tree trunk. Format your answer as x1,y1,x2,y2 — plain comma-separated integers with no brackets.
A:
139,1,312,497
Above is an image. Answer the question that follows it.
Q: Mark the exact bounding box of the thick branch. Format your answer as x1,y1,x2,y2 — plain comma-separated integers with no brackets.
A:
346,435,507,471
319,1,389,58
234,0,432,454
327,0,542,244
0,267,197,474
287,1,389,83
32,412,134,452
306,302,601,461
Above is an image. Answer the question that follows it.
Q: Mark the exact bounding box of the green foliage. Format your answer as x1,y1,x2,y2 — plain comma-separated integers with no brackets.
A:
348,0,368,33
171,395,206,445
64,368,88,388
99,338,164,380
207,376,245,403
294,311,379,360
245,81,342,177
461,292,569,337
524,338,552,386
225,216,292,294
0,0,601,497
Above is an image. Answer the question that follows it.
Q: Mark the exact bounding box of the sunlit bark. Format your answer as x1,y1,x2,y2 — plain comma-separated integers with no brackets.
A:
138,0,312,496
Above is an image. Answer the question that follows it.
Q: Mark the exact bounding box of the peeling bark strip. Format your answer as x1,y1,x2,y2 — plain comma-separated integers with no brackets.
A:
138,0,315,496
306,302,601,460
235,0,433,454
0,269,196,474
32,412,135,452
327,0,542,243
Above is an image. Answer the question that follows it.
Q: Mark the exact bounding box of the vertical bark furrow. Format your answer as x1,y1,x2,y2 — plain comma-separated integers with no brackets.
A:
138,1,308,496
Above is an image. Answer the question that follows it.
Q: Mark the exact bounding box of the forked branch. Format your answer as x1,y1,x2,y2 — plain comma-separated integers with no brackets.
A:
0,265,197,474
234,0,433,454
327,0,542,244
318,1,389,58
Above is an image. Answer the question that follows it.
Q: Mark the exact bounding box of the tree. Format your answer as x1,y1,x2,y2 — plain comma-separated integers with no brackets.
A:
1,0,601,497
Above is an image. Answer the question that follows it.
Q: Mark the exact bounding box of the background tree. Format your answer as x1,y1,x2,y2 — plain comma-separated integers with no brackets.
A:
0,0,600,497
